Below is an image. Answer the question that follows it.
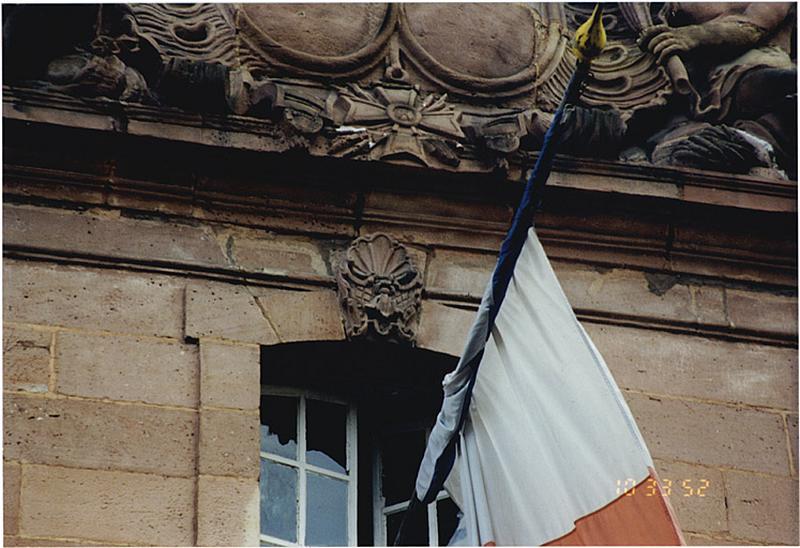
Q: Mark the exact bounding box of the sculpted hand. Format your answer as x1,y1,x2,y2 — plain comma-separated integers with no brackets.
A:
638,24,701,65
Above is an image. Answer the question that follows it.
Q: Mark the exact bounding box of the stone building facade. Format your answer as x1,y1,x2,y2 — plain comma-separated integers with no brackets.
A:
2,3,798,547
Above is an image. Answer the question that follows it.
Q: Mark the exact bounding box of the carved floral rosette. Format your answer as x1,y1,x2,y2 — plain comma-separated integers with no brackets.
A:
336,233,423,344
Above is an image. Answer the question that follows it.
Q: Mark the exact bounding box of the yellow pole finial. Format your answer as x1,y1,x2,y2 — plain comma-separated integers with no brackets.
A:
573,4,607,63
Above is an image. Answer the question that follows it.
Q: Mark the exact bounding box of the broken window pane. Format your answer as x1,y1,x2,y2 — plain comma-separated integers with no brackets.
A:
261,395,298,459
306,471,348,546
306,399,347,473
260,459,298,543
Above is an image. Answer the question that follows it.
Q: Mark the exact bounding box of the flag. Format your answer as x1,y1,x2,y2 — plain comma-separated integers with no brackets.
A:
411,5,684,545
426,227,685,545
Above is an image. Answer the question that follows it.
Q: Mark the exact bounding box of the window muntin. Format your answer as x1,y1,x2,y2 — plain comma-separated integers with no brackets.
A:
373,428,459,546
260,388,357,547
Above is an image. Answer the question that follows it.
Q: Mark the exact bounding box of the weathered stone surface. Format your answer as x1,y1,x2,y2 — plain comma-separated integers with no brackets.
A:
585,323,798,410
426,249,494,299
194,170,358,237
4,394,196,477
3,261,184,338
3,203,229,268
255,289,344,343
2,172,107,209
724,470,799,545
55,332,198,407
229,231,331,278
197,475,259,546
555,264,728,328
19,464,194,546
360,194,508,251
624,392,790,475
684,533,756,546
653,459,726,534
185,282,279,345
788,414,798,476
4,461,21,535
200,341,259,410
4,535,124,546
199,409,259,478
726,289,798,338
427,256,736,330
416,301,474,357
3,327,51,393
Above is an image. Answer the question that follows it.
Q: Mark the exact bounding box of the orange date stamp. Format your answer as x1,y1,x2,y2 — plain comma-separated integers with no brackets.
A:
616,478,711,497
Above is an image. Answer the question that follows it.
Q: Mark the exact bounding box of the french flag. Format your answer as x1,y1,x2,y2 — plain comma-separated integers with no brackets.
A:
412,36,685,543
416,227,685,545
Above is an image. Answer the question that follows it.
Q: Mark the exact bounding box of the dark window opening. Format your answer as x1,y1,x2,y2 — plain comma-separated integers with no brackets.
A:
260,341,459,546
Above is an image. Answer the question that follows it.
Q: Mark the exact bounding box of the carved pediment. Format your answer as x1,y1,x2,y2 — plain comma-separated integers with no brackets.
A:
3,3,796,179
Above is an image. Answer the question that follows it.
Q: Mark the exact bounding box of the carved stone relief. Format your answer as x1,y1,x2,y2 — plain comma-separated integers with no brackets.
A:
2,3,795,179
335,234,423,344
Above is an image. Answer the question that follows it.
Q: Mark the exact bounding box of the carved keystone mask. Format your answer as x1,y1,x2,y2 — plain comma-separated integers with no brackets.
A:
336,233,423,343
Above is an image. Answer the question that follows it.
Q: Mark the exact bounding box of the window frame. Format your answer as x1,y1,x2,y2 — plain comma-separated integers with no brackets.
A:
260,386,358,547
371,426,454,547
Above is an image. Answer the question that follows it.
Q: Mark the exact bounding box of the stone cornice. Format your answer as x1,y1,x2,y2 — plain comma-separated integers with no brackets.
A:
4,86,797,216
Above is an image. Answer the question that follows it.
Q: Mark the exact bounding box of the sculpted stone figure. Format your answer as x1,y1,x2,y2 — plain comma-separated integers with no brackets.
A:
3,3,795,179
638,2,796,177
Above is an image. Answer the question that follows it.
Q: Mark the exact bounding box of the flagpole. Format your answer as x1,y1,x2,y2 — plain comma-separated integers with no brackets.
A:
394,5,606,545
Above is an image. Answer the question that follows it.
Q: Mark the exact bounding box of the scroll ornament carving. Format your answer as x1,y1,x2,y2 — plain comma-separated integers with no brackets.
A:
336,234,423,344
3,2,795,179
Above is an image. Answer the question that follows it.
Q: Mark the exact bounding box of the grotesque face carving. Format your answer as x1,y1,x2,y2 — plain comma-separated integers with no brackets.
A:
336,233,423,343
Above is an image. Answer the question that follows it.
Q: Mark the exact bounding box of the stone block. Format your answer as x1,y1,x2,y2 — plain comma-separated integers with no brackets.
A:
194,177,358,238
185,282,279,345
197,475,259,546
416,302,475,357
788,414,798,476
585,323,798,410
56,332,198,407
4,535,123,546
684,533,755,546
229,231,331,279
653,459,726,534
553,264,728,328
624,393,790,476
2,173,107,208
724,470,799,545
3,327,51,393
199,409,259,478
19,464,194,546
255,289,344,344
105,189,195,218
360,192,508,250
426,249,494,299
3,203,228,268
4,461,21,535
726,289,797,338
4,394,196,477
200,341,260,410
3,261,184,338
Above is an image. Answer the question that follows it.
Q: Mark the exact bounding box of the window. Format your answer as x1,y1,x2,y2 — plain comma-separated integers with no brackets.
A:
260,388,358,546
373,427,460,546
259,341,460,546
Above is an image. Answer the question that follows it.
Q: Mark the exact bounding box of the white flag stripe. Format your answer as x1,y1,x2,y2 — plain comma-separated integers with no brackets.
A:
448,227,656,545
